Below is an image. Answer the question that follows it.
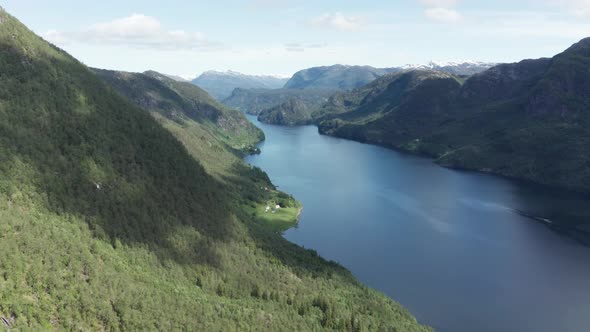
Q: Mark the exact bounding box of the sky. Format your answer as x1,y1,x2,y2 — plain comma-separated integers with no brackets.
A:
3,0,590,78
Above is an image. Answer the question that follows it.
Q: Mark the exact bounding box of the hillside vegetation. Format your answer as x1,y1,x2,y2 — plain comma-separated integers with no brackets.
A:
316,38,590,196
223,87,336,116
0,8,429,331
226,63,495,126
258,99,315,126
93,69,264,161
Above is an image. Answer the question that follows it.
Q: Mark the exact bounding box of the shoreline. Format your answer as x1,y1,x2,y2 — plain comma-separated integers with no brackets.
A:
318,128,590,246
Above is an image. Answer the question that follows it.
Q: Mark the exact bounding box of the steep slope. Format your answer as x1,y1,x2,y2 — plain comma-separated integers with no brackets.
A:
317,70,463,143
223,87,336,115
257,99,313,126
432,38,590,190
192,70,288,100
0,9,430,331
317,38,590,195
93,69,263,156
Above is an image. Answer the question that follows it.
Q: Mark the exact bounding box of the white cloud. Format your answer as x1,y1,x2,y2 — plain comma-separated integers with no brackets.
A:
418,0,459,6
310,12,365,31
43,14,218,50
43,29,71,45
285,43,305,52
424,8,463,23
309,42,328,48
283,42,328,52
417,0,463,23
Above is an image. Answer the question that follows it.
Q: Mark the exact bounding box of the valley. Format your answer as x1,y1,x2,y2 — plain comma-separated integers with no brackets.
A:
1,2,589,331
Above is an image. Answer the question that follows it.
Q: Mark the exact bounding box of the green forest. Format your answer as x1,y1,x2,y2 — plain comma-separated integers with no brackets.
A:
0,8,429,331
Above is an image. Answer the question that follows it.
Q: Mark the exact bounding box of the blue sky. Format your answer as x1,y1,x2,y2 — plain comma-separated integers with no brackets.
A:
4,0,590,77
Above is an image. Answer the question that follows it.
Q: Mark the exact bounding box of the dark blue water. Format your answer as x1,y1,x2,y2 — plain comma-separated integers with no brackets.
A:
244,116,590,332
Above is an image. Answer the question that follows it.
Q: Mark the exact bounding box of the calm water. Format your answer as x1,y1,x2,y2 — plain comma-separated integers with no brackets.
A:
244,116,590,332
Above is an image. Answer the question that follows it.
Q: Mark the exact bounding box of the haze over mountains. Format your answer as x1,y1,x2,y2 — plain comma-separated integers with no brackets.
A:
192,62,495,104
283,65,396,90
217,62,495,124
191,70,288,100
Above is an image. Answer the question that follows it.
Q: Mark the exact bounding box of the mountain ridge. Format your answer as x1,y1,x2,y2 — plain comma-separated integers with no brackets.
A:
231,62,496,126
192,70,289,100
315,37,590,197
0,8,430,331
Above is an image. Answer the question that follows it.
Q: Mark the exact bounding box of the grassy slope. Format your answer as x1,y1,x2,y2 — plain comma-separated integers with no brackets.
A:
0,9,429,331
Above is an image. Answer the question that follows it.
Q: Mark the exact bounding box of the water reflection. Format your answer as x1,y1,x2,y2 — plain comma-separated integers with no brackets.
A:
245,117,590,332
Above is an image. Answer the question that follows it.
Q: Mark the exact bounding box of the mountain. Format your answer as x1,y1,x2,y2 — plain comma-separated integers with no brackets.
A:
93,69,263,154
257,98,314,126
192,70,289,100
284,65,395,90
234,63,495,126
0,8,429,331
316,38,590,197
284,63,495,91
223,87,336,115
163,73,189,82
401,61,496,76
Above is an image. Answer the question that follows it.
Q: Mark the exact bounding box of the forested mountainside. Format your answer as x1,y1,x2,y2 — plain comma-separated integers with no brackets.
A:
93,69,263,155
257,98,314,126
223,87,336,116
0,8,429,331
247,63,494,126
316,38,590,195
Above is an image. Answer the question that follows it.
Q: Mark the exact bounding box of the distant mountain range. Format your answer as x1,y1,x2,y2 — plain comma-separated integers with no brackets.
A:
284,65,396,90
400,61,496,76
192,70,289,100
190,62,493,108
316,38,590,195
224,62,495,125
283,62,495,91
